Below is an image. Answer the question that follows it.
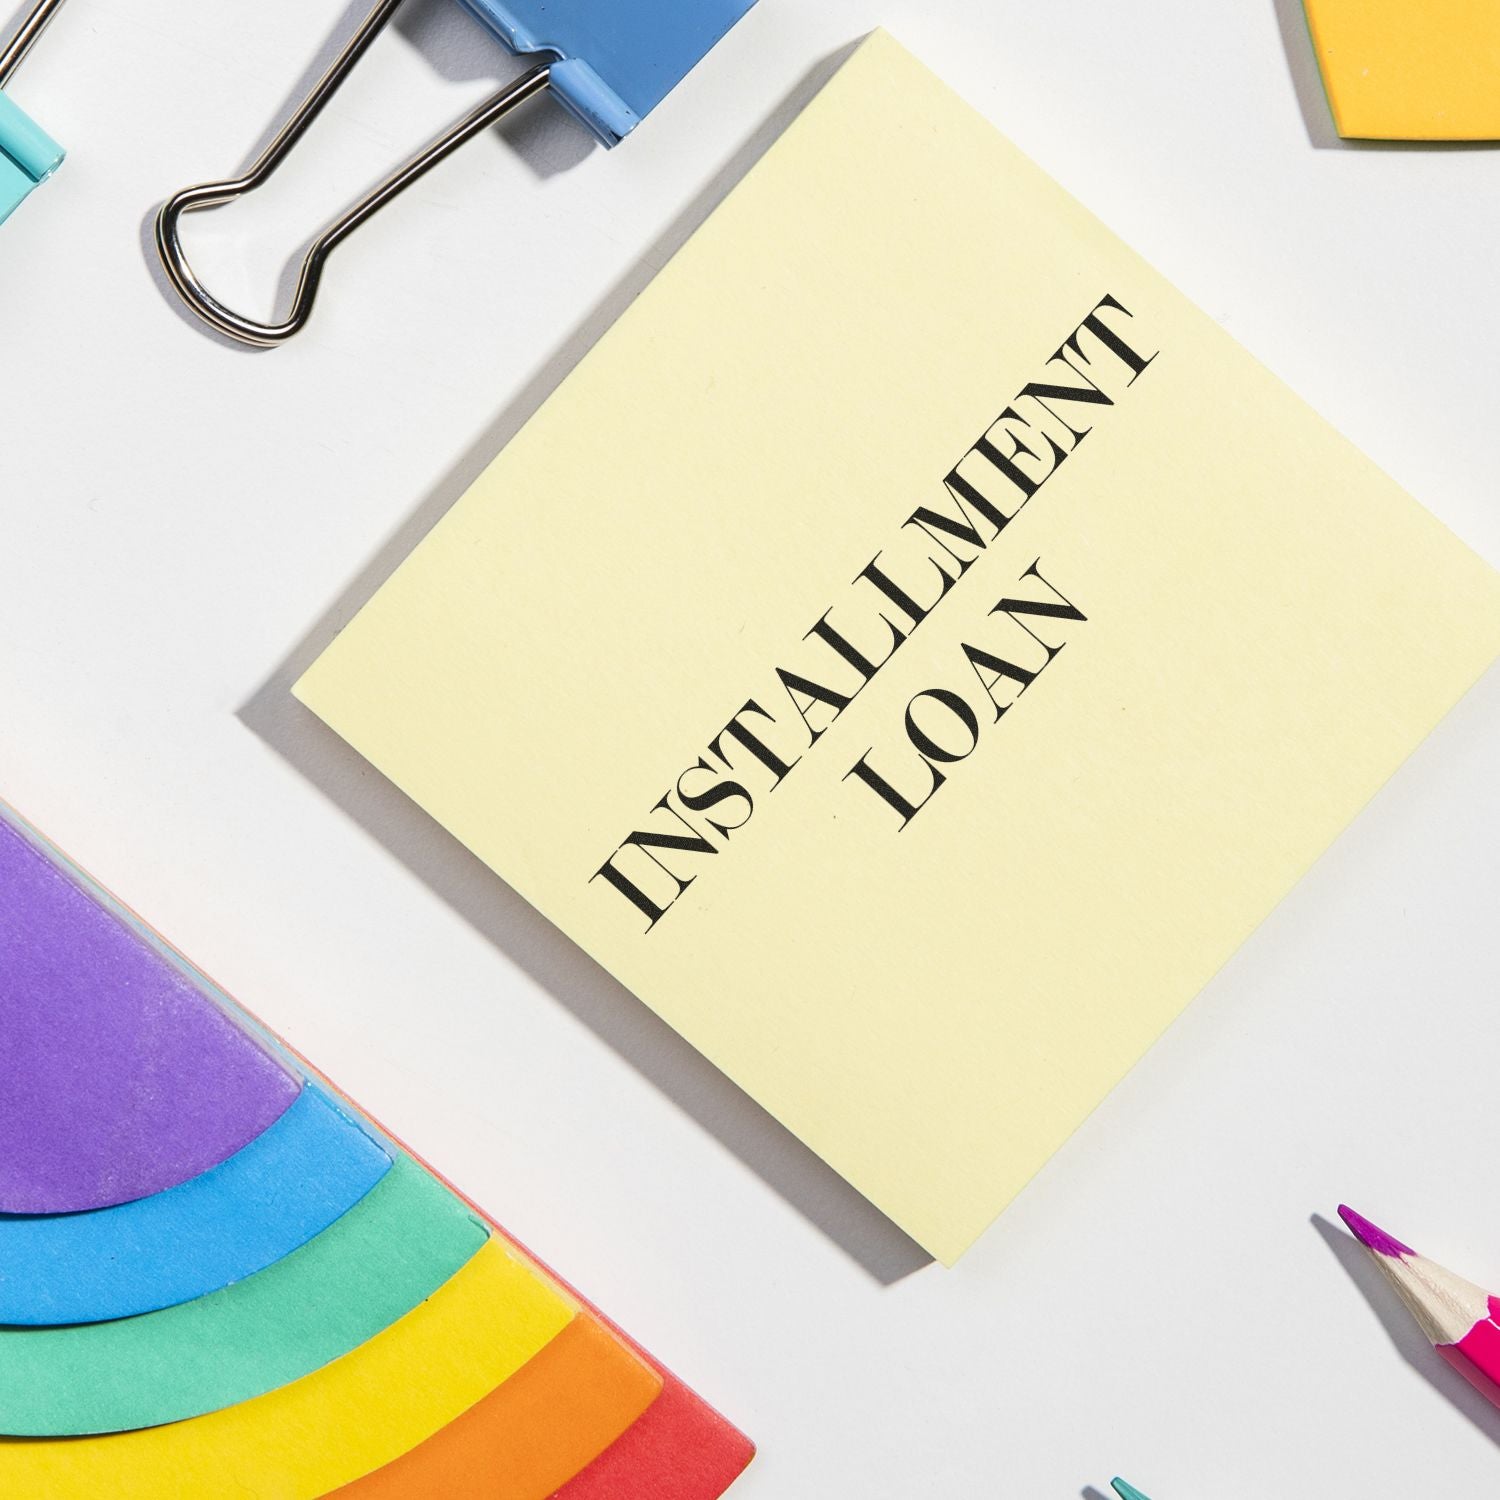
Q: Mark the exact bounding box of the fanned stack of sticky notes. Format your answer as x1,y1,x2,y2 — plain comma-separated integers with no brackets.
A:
0,89,64,225
0,802,754,1498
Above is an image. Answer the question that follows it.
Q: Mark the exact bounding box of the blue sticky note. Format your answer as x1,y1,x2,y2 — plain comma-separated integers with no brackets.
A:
457,0,758,145
0,89,64,225
0,1083,391,1325
0,1154,486,1436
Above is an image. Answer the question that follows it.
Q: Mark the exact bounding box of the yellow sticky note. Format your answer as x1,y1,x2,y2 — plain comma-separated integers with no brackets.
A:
296,32,1500,1265
0,1239,575,1497
1304,0,1500,139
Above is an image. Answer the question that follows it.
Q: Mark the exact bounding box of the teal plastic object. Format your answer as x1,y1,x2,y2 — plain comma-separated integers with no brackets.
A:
456,0,758,146
0,88,62,224
1112,1481,1153,1500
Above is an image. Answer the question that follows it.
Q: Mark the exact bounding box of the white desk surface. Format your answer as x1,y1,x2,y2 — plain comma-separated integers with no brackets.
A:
4,0,1498,1493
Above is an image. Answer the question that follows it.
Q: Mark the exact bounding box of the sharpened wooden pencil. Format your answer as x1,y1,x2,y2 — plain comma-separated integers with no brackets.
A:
1340,1205,1500,1408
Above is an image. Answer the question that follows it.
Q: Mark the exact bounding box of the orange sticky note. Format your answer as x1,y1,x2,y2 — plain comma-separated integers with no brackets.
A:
554,1372,755,1500
1304,0,1500,138
331,1315,662,1499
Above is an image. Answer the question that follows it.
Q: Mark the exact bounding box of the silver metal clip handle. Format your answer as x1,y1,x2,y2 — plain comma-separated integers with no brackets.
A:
0,0,69,89
154,0,551,347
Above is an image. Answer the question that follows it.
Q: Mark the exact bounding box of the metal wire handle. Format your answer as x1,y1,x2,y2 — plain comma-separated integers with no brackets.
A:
154,0,551,347
0,0,68,88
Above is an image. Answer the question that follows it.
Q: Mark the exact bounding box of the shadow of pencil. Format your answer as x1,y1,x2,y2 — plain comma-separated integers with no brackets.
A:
1082,1487,1114,1500
237,38,933,1286
1313,1212,1500,1448
1269,0,1496,152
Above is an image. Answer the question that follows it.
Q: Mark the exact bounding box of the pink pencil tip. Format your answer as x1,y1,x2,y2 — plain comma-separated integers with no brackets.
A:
1338,1204,1415,1259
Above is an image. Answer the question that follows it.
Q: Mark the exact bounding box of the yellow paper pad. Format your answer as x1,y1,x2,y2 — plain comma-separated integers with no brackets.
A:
1304,0,1500,139
297,33,1500,1264
0,1239,575,1497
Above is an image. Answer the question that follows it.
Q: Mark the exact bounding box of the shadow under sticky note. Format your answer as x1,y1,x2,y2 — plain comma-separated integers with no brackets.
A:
331,1314,662,1499
0,1153,485,1435
0,1083,391,1325
0,813,300,1214
1303,0,1500,138
0,1237,575,1497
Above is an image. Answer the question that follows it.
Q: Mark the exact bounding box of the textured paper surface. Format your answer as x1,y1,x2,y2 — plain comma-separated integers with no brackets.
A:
333,1314,661,1498
0,811,299,1213
442,1165,757,1497
0,805,751,1492
295,32,1500,1263
0,1083,390,1325
0,1153,485,1435
553,1371,758,1500
0,1238,574,1495
1304,0,1500,139
331,1122,755,1499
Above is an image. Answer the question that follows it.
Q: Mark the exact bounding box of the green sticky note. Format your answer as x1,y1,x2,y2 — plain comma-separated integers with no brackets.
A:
0,1154,488,1436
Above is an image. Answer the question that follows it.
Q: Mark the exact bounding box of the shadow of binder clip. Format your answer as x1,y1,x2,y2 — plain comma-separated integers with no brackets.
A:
155,0,759,347
0,0,67,226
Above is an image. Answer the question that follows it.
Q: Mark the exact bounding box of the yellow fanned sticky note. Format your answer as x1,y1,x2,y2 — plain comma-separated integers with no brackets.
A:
296,32,1500,1265
0,1240,575,1497
1304,0,1500,139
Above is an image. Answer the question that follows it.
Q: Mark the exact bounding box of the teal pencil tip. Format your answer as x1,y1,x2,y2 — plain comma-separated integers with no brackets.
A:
1111,1481,1151,1500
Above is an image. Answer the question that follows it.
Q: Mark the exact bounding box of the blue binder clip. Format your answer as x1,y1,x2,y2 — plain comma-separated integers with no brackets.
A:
0,0,67,227
155,0,758,346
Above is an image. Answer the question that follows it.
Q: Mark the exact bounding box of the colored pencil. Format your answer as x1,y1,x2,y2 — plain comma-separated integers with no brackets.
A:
1339,1205,1500,1406
1112,1482,1151,1500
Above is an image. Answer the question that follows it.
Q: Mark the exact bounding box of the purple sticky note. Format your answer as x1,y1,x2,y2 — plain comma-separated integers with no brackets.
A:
0,813,300,1213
